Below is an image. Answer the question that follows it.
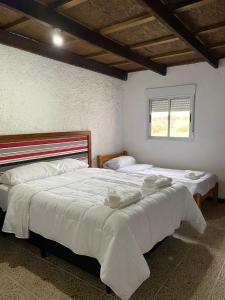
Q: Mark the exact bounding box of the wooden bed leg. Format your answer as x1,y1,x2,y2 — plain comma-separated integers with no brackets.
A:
40,241,48,258
194,194,202,208
106,286,112,294
40,247,47,258
213,183,219,202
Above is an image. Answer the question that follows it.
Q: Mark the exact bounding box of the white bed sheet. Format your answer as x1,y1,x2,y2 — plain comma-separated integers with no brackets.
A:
118,165,217,196
0,184,10,211
3,168,206,300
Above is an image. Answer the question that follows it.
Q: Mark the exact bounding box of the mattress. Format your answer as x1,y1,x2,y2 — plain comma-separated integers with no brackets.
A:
0,184,10,211
117,165,218,196
3,168,206,300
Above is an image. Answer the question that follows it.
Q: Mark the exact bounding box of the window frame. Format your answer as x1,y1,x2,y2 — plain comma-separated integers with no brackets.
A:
147,85,196,141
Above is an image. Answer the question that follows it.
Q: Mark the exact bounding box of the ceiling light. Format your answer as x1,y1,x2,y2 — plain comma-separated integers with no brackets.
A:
52,28,64,47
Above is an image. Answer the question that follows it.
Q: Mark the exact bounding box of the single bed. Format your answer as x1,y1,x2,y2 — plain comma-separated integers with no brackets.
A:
0,133,206,300
97,151,218,207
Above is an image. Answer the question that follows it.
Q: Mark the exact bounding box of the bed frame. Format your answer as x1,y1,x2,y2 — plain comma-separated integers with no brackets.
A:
97,150,128,168
97,151,219,207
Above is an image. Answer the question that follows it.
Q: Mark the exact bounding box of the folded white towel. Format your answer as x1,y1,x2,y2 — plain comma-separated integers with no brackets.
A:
155,177,172,188
104,188,142,209
143,175,172,189
119,191,142,209
104,196,120,209
142,175,159,189
144,175,158,182
184,170,206,180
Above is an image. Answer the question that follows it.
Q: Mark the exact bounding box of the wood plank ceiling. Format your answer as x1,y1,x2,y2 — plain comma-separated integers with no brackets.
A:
0,0,224,80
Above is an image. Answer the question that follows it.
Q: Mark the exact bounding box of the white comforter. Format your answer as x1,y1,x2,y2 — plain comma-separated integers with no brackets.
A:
3,168,206,300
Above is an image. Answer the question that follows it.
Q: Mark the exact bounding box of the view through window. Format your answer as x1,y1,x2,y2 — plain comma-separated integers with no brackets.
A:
150,97,191,138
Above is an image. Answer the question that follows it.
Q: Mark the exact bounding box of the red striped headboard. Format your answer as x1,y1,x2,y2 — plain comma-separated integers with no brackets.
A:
0,131,91,169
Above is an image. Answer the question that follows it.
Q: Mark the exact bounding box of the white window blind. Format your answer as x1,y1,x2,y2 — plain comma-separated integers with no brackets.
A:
151,99,169,112
147,85,196,139
170,98,191,112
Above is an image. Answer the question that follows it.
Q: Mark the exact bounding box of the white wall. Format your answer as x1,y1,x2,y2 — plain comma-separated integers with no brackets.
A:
0,44,124,165
123,59,225,198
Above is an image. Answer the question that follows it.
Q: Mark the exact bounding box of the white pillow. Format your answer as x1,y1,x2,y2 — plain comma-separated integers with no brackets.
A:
117,164,153,173
50,158,88,173
103,156,136,170
0,161,59,186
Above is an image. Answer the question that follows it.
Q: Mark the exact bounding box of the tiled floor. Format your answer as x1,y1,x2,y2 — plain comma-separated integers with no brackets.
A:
0,200,224,299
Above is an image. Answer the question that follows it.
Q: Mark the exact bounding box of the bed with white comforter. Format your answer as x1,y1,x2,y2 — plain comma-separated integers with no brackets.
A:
3,168,206,300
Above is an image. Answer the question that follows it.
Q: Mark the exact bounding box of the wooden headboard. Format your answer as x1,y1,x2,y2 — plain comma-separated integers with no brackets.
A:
0,131,91,170
97,151,127,168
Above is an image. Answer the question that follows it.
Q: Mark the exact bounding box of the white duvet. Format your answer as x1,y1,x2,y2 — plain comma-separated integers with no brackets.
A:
3,168,206,300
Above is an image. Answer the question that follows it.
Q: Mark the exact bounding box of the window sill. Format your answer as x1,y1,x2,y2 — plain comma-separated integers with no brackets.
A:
148,135,194,142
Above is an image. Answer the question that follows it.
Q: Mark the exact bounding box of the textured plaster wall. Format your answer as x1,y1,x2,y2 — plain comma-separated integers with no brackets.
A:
0,44,124,165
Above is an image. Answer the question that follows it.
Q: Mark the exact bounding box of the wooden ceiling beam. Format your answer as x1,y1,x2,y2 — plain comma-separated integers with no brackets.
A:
1,0,87,30
208,41,225,50
48,0,75,9
83,20,225,61
142,0,218,68
131,21,225,50
1,16,28,29
100,0,205,36
197,21,225,35
152,49,194,60
132,35,179,49
85,51,108,59
55,0,88,11
0,29,127,80
104,41,225,69
0,0,166,75
149,42,225,61
110,61,131,68
117,42,225,69
168,0,205,12
85,36,179,59
100,15,155,35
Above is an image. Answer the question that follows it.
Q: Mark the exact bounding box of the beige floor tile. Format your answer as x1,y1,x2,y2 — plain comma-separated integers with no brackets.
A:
208,261,225,300
196,226,225,256
129,278,161,300
43,283,112,300
0,274,38,300
164,243,224,300
11,238,41,257
217,261,225,282
209,279,225,300
45,254,83,277
0,246,62,298
154,286,180,300
146,236,192,284
75,268,106,291
175,222,201,242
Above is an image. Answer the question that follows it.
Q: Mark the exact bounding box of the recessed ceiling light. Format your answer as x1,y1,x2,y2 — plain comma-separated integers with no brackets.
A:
52,28,64,47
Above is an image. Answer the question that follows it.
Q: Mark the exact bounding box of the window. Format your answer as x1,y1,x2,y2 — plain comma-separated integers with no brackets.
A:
147,85,195,139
